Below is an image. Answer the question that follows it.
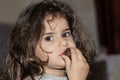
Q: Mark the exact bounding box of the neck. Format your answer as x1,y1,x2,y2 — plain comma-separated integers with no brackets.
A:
43,67,66,77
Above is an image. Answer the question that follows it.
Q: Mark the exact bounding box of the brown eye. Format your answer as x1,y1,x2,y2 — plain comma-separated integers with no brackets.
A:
45,36,53,41
62,32,71,38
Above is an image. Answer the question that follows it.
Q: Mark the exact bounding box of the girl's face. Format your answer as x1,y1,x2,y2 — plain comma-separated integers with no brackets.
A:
35,16,76,69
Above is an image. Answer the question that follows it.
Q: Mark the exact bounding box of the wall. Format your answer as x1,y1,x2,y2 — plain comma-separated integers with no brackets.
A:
0,0,32,24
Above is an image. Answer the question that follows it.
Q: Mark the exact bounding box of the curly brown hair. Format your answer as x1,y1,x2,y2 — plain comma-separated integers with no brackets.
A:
3,0,96,80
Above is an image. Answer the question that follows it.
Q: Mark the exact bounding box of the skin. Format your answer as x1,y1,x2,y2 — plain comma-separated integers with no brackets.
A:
35,16,89,80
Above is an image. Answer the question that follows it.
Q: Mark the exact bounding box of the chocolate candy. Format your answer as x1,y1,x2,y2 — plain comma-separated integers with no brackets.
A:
64,48,71,60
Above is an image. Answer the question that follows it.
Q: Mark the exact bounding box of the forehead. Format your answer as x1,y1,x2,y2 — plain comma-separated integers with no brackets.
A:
43,15,69,32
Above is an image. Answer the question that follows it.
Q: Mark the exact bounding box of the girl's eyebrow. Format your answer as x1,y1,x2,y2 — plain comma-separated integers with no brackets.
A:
63,28,70,32
44,28,70,35
44,32,54,35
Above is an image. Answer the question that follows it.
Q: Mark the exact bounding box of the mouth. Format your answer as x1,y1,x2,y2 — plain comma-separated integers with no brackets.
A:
59,48,71,60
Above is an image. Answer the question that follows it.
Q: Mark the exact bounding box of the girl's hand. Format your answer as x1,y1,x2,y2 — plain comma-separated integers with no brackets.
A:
62,47,89,80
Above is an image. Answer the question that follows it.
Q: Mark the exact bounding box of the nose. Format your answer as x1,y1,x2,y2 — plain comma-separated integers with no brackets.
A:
58,37,68,47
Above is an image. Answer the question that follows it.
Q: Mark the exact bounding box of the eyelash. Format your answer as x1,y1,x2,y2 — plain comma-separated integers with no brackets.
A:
44,36,53,41
44,31,71,41
62,32,71,38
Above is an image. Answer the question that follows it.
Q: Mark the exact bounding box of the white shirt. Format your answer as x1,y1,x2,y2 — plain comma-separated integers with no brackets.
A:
34,73,68,80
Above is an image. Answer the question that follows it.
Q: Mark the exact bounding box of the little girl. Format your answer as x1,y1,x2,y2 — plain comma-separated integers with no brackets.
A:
3,0,96,80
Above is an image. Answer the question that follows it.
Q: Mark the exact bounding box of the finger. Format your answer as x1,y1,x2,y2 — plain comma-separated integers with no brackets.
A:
75,48,87,62
70,47,78,62
61,55,71,69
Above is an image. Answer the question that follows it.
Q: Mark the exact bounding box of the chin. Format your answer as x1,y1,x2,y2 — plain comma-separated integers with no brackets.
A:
54,62,66,69
55,66,65,70
58,63,66,68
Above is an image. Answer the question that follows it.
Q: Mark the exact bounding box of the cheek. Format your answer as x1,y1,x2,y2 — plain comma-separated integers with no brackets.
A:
35,45,48,61
68,39,76,47
41,41,55,52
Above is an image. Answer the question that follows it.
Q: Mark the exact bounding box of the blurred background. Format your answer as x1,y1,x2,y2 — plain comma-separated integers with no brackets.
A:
0,0,120,80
